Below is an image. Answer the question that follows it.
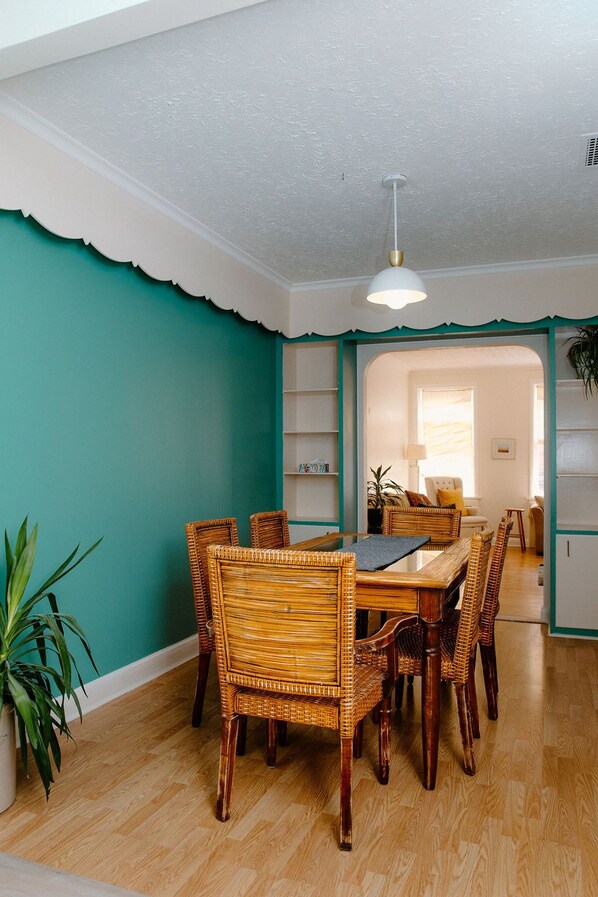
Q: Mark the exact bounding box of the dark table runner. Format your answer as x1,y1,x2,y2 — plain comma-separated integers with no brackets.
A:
337,534,430,571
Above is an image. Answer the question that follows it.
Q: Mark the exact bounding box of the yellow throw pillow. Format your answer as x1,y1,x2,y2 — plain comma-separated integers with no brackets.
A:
436,487,466,513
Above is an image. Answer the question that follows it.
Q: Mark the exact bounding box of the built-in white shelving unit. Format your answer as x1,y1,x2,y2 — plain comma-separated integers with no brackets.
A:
554,327,598,631
282,342,340,539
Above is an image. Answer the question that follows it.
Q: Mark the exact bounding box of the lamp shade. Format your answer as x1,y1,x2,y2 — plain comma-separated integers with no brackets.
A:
367,265,427,310
405,443,427,461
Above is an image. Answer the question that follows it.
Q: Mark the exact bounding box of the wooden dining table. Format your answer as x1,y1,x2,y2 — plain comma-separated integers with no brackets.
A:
289,532,471,790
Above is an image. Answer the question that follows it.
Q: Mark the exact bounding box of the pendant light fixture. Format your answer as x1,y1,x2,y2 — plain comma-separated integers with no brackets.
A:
367,174,427,310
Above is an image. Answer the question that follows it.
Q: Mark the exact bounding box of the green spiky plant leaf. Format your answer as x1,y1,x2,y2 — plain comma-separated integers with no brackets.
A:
566,326,598,397
367,465,405,509
0,519,101,798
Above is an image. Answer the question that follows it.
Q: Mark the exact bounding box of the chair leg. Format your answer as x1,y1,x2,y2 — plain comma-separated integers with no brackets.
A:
236,715,247,755
378,697,391,785
355,609,369,640
266,719,277,767
480,642,499,720
455,683,476,776
276,720,288,746
353,720,363,759
468,650,480,739
216,715,239,821
192,652,211,727
395,674,405,709
340,737,353,851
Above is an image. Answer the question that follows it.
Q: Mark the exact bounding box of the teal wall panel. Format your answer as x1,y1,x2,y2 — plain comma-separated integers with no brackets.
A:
0,211,277,679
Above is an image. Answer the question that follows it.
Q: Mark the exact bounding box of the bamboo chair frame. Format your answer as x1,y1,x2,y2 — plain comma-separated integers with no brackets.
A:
382,505,462,542
445,516,513,732
185,518,239,728
249,509,290,549
394,528,494,776
207,544,416,851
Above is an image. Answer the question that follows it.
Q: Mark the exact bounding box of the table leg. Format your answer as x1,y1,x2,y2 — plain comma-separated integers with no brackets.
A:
421,618,441,790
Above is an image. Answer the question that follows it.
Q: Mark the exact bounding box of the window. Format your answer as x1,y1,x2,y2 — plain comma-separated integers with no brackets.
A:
532,383,544,495
418,387,475,494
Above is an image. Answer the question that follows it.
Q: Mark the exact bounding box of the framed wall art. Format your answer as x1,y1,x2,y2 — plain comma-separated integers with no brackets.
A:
491,438,516,460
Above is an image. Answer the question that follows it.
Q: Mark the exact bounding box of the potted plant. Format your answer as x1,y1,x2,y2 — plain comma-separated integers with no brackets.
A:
367,465,405,533
0,518,101,811
566,325,598,397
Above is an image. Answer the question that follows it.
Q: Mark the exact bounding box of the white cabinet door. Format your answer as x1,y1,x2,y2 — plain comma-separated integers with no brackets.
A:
555,534,598,630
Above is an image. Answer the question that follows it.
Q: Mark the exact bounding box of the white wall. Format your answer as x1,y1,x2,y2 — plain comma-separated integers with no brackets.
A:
365,352,411,491
289,260,598,338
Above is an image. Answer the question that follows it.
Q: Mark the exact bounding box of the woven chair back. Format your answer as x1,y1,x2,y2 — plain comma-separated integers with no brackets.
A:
383,505,462,541
452,528,494,683
249,510,290,549
207,546,356,699
185,518,239,653
479,516,513,646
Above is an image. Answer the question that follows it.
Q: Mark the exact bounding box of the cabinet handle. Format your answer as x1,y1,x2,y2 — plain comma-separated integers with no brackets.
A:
567,539,570,557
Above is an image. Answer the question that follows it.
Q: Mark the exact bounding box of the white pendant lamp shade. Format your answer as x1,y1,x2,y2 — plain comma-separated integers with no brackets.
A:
367,174,427,310
367,266,426,309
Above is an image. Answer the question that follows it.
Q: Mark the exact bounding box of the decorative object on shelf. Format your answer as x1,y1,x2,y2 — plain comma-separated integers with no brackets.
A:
0,518,101,810
298,460,330,473
367,174,427,310
405,443,427,491
367,465,405,533
565,325,598,397
491,437,516,460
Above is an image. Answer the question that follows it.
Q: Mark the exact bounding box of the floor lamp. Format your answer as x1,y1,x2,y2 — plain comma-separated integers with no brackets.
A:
405,444,427,492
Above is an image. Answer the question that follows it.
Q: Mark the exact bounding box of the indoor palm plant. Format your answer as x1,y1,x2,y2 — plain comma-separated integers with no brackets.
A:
0,518,100,808
367,465,404,533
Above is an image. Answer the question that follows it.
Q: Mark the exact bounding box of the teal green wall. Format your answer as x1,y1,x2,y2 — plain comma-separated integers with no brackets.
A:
0,211,277,679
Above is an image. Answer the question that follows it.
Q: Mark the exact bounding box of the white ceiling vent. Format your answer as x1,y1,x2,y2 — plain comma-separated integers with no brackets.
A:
584,134,598,167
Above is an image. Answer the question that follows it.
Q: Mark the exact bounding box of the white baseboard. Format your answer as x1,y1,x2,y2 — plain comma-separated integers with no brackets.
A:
64,635,197,724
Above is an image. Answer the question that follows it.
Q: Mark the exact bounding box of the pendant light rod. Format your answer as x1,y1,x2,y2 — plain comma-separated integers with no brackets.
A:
366,172,427,310
382,173,406,265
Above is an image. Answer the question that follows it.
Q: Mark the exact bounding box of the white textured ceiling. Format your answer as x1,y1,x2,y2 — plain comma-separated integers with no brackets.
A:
1,0,597,286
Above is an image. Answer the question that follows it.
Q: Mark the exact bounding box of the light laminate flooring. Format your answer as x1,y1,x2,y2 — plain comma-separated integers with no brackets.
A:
2,615,597,897
497,546,544,622
0,852,145,897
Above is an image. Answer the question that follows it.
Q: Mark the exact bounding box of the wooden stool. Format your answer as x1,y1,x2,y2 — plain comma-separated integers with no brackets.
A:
505,507,526,553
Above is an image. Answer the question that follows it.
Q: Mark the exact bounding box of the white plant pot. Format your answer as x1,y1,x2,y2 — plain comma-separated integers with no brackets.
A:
0,704,17,813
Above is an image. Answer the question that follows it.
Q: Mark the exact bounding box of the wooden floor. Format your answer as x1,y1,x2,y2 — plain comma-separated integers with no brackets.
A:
3,551,596,897
496,546,544,622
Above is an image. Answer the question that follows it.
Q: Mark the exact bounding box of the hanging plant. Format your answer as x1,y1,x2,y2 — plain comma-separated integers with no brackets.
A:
566,326,598,397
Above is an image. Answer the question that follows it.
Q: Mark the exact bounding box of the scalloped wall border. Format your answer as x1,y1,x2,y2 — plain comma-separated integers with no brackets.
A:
1,97,597,340
0,104,290,335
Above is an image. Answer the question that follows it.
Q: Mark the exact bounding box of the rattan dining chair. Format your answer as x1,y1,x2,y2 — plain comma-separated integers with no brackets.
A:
445,516,513,733
383,505,462,542
394,528,493,776
207,544,417,851
185,517,239,728
249,509,290,549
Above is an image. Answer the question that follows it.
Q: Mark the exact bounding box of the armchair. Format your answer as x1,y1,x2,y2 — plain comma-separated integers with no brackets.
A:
424,476,488,533
529,497,544,555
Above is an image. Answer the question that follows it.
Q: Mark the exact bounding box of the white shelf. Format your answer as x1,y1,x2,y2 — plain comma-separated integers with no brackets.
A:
284,388,338,395
557,521,598,532
284,471,339,476
557,473,598,478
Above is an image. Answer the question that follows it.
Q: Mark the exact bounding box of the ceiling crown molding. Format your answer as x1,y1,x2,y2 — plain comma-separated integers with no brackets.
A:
0,92,293,292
